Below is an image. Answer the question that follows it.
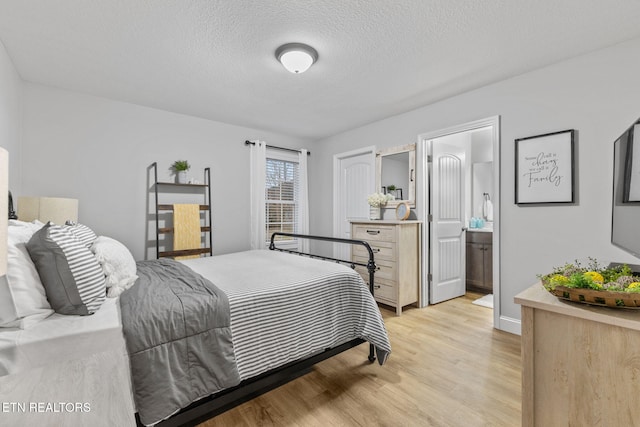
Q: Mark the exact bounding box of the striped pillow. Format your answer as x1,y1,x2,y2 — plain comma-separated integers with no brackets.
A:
26,222,106,315
64,221,97,248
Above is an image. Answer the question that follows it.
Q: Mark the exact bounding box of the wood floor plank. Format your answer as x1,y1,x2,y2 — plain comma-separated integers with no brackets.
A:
199,293,521,426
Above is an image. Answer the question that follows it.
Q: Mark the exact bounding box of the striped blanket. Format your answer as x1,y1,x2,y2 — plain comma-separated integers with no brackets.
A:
182,250,391,379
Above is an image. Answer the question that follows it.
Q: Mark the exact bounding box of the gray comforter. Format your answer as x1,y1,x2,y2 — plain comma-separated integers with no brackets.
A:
119,259,240,426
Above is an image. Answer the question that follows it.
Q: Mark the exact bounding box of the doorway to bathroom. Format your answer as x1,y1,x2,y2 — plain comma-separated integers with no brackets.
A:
418,116,500,327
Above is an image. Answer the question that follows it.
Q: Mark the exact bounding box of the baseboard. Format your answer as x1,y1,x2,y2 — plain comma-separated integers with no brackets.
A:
498,315,521,335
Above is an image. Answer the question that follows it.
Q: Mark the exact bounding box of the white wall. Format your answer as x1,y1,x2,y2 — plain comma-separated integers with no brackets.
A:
471,128,493,163
21,84,310,260
0,40,23,193
310,37,640,326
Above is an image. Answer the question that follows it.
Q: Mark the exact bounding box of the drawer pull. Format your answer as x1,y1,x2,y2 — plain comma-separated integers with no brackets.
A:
366,230,380,235
372,248,381,253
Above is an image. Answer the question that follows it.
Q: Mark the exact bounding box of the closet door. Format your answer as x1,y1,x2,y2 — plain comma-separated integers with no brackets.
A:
333,148,375,261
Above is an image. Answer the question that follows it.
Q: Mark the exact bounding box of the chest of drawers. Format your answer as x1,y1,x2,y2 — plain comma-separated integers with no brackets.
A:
350,220,421,315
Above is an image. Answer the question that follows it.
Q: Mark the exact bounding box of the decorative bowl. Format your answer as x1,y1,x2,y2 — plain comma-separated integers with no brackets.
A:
540,259,640,309
549,285,640,309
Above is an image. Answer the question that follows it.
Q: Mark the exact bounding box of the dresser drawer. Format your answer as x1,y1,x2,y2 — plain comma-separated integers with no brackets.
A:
353,273,397,303
373,278,397,303
352,240,395,261
352,224,396,242
354,257,396,281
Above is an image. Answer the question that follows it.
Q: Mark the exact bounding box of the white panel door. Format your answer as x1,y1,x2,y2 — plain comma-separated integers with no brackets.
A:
430,141,466,304
334,150,375,260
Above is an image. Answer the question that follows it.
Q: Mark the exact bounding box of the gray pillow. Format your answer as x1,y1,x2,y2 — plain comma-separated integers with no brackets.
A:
26,222,106,315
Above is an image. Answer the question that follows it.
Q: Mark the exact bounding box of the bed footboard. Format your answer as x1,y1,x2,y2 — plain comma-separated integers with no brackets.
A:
268,232,377,293
269,232,378,363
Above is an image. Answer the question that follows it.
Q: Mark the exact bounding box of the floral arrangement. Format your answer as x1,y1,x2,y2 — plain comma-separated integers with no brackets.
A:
367,192,394,207
540,258,640,306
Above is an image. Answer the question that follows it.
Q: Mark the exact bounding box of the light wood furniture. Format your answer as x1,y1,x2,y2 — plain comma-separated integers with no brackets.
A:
350,220,421,315
465,231,492,293
515,283,640,427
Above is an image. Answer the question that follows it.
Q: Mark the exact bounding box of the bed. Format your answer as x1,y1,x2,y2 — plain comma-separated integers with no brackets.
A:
0,215,390,427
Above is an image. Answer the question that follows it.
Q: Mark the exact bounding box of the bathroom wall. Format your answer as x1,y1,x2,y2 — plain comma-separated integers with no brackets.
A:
471,128,494,219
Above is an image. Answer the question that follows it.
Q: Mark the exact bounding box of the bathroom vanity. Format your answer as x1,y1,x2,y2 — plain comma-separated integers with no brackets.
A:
465,229,492,293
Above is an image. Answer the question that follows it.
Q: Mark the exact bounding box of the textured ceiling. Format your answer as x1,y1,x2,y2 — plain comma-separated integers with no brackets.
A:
1,1,640,140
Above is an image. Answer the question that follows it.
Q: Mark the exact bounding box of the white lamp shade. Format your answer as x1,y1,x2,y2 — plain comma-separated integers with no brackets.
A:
276,43,318,74
18,196,79,225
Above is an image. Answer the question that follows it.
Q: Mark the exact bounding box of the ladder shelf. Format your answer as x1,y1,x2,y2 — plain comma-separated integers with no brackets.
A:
151,162,213,259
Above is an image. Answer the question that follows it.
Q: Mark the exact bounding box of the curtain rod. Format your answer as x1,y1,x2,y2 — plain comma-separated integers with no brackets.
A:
244,140,310,156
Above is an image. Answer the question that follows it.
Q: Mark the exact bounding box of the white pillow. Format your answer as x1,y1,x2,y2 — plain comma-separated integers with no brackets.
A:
2,220,54,328
91,236,138,298
8,219,44,242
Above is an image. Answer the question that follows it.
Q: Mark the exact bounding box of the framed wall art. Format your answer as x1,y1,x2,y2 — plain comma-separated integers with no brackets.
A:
515,129,575,204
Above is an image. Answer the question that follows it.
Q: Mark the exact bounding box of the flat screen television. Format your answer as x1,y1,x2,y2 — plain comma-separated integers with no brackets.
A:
612,118,640,260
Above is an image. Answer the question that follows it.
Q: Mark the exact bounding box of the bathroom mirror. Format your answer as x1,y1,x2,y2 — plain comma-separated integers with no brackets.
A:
376,143,416,208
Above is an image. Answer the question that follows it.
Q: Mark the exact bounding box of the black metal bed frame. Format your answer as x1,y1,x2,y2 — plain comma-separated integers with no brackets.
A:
147,232,378,427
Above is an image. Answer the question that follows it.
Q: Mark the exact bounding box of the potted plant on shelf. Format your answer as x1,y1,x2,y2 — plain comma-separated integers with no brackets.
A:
171,160,190,184
367,192,394,220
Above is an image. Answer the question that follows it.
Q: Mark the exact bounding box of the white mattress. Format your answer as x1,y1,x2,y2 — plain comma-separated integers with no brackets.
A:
0,297,124,376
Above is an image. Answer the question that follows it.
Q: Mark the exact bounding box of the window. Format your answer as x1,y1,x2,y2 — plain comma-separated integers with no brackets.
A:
250,141,308,251
265,150,299,247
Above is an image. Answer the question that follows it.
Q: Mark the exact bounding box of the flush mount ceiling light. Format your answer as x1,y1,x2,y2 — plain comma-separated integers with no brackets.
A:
275,43,318,74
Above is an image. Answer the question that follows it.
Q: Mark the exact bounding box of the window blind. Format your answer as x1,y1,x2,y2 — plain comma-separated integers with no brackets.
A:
265,155,299,245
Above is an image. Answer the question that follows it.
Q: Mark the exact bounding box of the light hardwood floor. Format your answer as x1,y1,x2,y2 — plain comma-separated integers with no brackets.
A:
200,293,521,427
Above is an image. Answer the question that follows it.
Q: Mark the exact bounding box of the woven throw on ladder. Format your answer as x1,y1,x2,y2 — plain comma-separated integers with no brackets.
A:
173,204,201,260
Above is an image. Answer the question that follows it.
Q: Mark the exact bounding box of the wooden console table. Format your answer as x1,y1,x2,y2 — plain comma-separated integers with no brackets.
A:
515,283,640,427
